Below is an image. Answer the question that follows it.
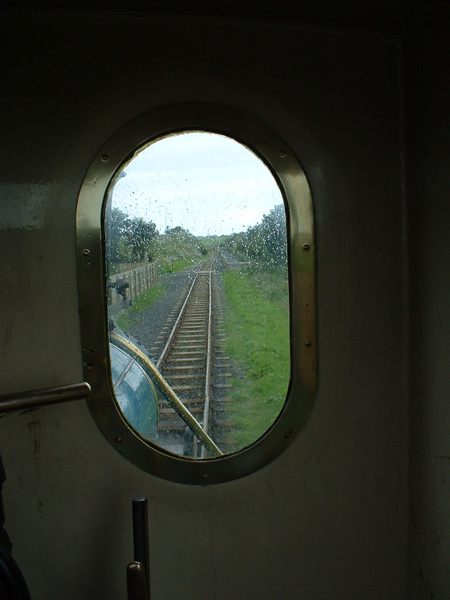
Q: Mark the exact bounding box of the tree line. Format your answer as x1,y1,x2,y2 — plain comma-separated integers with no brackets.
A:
106,203,288,272
106,208,158,263
106,208,208,268
222,204,287,270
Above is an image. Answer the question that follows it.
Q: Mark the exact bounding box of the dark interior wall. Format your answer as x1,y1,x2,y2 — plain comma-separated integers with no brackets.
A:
406,3,450,598
0,10,407,599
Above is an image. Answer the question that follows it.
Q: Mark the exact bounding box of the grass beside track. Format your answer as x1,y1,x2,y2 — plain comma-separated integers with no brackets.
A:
158,258,198,275
116,285,165,330
222,269,290,449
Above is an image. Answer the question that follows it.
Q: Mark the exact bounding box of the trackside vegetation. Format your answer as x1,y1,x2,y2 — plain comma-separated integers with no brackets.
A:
222,204,287,270
106,208,212,275
154,226,210,274
107,199,291,452
222,268,290,449
116,285,165,331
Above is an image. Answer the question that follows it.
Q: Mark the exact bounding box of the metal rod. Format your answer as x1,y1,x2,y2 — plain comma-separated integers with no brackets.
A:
0,382,91,414
132,498,150,599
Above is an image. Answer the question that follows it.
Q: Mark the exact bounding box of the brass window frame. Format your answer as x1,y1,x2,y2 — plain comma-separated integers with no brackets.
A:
76,102,316,484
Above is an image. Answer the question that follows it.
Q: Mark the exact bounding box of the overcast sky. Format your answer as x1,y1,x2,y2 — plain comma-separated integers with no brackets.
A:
109,131,284,236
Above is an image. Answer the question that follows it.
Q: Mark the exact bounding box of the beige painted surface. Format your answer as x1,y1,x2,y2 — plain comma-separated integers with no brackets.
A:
0,11,407,599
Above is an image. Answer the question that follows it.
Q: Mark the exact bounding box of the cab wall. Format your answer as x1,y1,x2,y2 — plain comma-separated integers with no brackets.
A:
406,4,450,598
0,11,407,599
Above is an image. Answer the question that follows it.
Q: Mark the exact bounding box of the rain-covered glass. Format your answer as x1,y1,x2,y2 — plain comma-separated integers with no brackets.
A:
105,132,290,458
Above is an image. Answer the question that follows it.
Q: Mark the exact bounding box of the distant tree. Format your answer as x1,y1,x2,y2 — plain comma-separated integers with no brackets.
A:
106,207,130,263
125,217,158,262
257,204,287,269
106,208,158,264
165,226,192,237
166,225,182,234
223,204,287,270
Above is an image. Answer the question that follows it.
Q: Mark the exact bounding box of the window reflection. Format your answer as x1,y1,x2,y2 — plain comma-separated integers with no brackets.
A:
105,132,290,458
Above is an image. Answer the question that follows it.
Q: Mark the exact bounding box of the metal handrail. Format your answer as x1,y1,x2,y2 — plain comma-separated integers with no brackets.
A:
0,382,91,414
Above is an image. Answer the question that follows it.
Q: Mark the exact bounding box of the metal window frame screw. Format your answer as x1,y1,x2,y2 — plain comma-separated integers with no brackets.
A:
305,340,312,347
101,154,109,162
279,150,286,157
83,249,90,256
303,244,310,251
116,436,123,443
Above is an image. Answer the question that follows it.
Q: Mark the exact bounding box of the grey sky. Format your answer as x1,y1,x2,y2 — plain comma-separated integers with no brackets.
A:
109,131,283,236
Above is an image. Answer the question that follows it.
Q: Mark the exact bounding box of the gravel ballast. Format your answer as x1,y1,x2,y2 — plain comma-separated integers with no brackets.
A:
115,265,198,360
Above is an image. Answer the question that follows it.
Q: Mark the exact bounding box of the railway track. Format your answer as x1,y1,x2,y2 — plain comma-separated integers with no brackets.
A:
151,258,233,457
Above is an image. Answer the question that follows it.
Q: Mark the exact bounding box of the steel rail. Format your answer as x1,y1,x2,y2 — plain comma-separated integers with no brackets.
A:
111,332,223,457
156,262,207,371
201,260,215,458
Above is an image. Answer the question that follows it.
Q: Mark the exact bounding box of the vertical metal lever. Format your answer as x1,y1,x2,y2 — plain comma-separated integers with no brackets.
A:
127,497,150,600
127,561,147,600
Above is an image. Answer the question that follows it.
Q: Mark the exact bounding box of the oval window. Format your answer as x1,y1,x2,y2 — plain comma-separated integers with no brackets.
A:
76,103,316,484
105,132,290,459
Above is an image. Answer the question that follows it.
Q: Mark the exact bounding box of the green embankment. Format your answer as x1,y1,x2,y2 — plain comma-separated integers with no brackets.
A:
154,229,211,274
157,258,197,274
116,285,165,330
222,269,290,448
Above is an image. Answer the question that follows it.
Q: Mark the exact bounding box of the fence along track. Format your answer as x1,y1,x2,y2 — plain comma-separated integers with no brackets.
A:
152,258,233,457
